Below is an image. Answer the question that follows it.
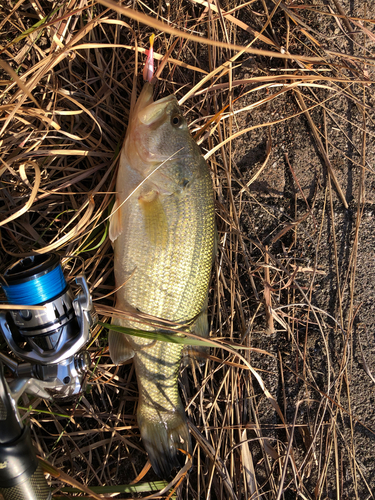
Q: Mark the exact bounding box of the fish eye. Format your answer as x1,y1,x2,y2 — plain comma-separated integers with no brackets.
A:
171,114,182,127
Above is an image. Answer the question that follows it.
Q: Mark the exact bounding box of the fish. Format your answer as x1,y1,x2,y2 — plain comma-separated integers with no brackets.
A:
108,81,216,478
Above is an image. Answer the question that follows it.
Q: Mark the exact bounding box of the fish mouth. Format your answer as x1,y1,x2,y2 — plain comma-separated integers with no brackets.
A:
139,95,177,126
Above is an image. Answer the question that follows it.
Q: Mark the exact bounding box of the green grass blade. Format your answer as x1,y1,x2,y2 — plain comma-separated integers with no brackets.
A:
18,406,71,418
99,321,210,347
10,4,62,46
60,481,169,494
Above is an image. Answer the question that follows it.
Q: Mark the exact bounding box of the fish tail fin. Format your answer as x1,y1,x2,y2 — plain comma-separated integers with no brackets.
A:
137,400,192,478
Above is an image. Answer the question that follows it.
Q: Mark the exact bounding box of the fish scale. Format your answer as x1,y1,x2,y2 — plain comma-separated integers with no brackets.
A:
119,171,214,322
109,82,215,478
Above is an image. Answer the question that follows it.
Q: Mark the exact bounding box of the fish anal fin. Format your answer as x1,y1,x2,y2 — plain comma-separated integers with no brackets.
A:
139,190,168,247
109,329,135,364
109,199,122,243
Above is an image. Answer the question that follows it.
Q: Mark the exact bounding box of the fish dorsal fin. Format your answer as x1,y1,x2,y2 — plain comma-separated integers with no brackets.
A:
183,302,210,366
109,199,122,243
138,190,168,247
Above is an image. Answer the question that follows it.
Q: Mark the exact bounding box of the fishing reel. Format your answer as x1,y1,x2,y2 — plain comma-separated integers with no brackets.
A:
0,253,97,500
0,253,97,400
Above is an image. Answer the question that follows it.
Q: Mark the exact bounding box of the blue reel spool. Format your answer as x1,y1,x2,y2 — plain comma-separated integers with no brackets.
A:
0,253,75,345
2,254,67,305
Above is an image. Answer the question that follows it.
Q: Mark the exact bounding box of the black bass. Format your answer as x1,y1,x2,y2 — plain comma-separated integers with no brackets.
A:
109,82,216,478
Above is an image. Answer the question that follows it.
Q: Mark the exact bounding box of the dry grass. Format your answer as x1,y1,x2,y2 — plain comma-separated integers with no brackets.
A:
1,0,375,498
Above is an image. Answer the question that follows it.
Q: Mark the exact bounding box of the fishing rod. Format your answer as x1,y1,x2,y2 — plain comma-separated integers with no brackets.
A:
0,253,97,500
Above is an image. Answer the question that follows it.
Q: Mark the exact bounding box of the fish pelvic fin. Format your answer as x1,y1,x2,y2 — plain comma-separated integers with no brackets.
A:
137,401,192,479
109,198,123,243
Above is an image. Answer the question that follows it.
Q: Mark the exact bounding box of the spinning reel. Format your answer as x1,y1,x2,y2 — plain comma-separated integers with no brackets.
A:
0,253,97,500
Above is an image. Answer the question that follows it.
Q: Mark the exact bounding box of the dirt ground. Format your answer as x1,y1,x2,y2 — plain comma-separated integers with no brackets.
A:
1,0,375,498
226,2,375,496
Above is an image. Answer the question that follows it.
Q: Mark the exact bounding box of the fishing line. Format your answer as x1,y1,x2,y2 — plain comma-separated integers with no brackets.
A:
1,254,67,305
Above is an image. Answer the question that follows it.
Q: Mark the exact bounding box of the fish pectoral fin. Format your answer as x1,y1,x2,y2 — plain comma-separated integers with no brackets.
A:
109,199,123,243
138,190,168,247
109,329,135,364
